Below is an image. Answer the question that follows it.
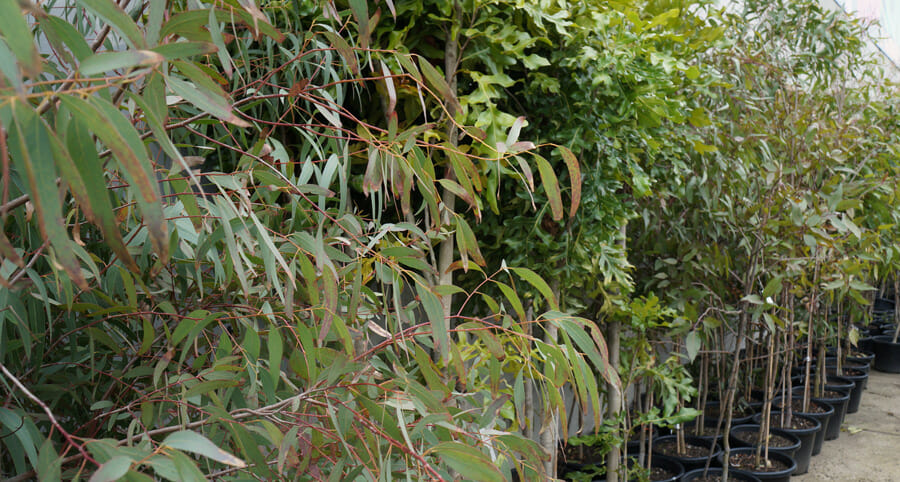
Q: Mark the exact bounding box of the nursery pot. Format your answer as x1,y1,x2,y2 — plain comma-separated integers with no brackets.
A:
728,424,800,459
792,386,850,441
772,396,834,456
651,435,722,471
858,336,876,354
751,412,820,475
825,368,867,412
619,454,684,482
718,447,796,482
847,351,875,366
705,400,756,426
872,335,900,373
684,418,725,446
681,467,762,482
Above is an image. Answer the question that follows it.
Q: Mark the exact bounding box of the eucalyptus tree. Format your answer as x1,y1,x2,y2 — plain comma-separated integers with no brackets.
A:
631,0,900,475
0,1,615,480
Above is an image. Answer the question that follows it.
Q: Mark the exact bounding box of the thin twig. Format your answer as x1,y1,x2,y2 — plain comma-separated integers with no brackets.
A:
0,361,96,467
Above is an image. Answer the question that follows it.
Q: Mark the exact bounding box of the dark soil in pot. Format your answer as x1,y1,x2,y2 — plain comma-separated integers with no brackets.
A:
873,335,900,373
684,419,725,445
751,412,820,475
847,350,875,365
792,386,850,440
826,368,867,412
652,435,722,471
622,454,684,482
705,401,756,426
772,396,834,455
681,467,762,482
729,424,800,459
719,447,796,482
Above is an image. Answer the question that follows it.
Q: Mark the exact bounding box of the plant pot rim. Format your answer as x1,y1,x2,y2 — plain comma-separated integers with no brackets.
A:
681,467,763,482
720,447,797,476
730,424,802,449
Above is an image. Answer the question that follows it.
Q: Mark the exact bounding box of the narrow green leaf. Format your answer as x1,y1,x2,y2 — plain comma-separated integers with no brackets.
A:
437,178,475,209
146,0,165,45
494,281,526,322
267,325,283,388
169,450,207,482
431,442,503,482
533,154,563,221
417,56,461,115
79,50,164,76
0,0,41,77
139,316,154,355
62,111,138,272
182,379,239,399
161,430,246,468
41,16,92,62
38,437,62,482
208,8,233,77
0,408,38,467
89,455,132,482
76,0,147,49
320,31,358,74
685,331,701,362
8,103,87,289
0,37,22,89
416,281,447,359
151,41,216,61
168,76,249,127
58,95,168,263
348,0,369,49
510,267,558,311
558,146,581,218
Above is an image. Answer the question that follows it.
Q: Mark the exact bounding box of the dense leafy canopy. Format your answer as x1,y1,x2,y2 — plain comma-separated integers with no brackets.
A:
2,0,900,480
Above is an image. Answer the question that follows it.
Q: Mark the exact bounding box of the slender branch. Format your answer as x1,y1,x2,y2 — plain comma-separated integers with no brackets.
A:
0,361,97,467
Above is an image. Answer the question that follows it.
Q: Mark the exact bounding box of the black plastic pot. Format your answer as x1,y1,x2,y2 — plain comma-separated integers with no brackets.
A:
728,424,800,459
683,418,725,446
651,435,721,471
858,336,876,354
873,335,900,373
705,401,756,426
874,297,896,312
847,350,875,366
825,369,867,412
718,447,796,482
681,467,762,481
772,396,834,456
793,386,850,440
751,412,819,475
622,454,684,482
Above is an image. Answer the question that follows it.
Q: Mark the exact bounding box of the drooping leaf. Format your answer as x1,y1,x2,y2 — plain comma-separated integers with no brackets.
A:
509,267,558,311
559,146,581,218
79,50,164,76
61,111,138,272
415,280,447,359
161,430,246,468
431,442,503,482
89,456,132,482
533,155,563,221
8,103,87,289
57,95,169,263
0,0,41,77
76,0,147,49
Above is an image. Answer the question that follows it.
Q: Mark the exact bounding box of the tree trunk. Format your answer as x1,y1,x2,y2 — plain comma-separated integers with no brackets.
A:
606,222,627,482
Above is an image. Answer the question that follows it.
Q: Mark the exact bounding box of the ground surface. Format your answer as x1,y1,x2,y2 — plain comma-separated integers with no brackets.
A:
794,369,900,481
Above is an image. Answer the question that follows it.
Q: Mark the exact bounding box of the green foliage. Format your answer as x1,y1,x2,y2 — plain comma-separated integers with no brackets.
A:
0,0,610,480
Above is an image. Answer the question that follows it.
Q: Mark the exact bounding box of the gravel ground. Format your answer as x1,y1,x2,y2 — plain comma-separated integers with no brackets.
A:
794,369,900,482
